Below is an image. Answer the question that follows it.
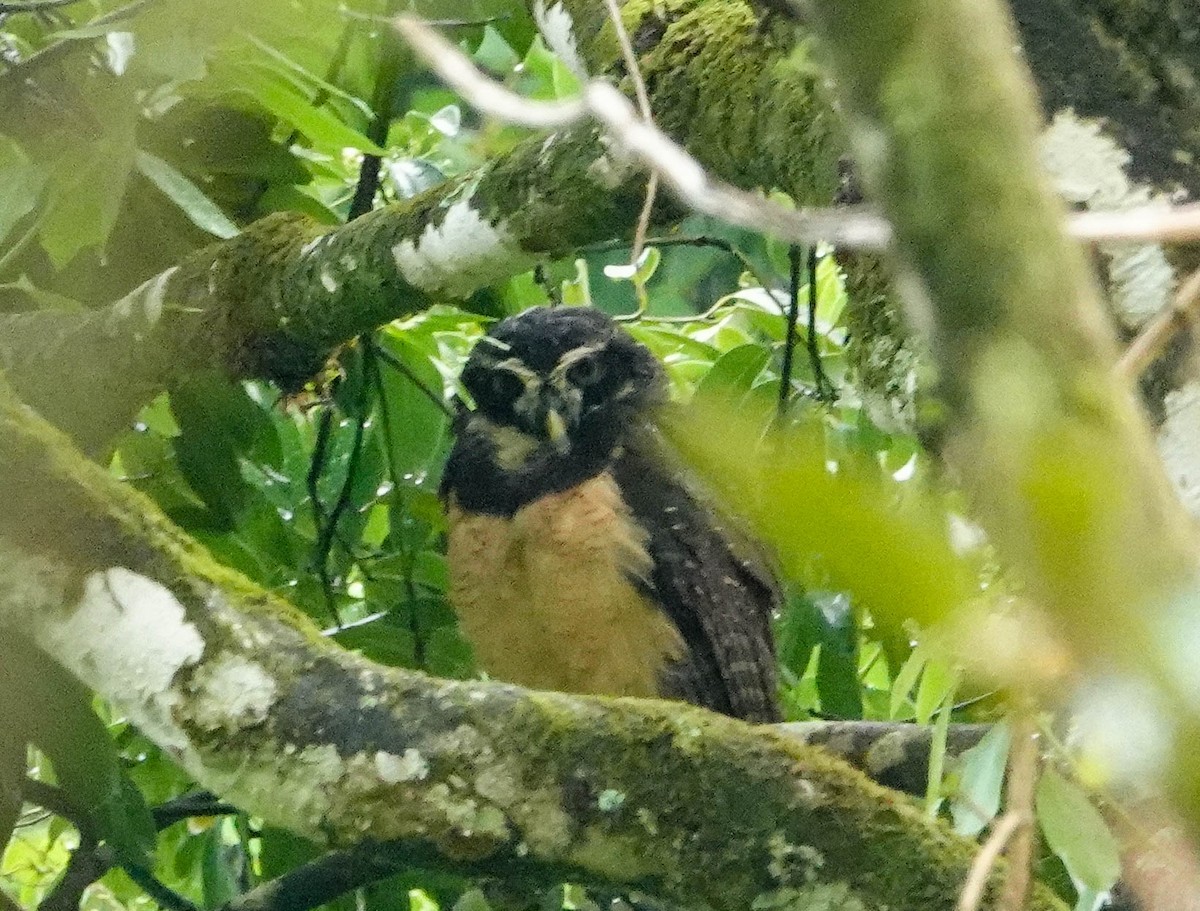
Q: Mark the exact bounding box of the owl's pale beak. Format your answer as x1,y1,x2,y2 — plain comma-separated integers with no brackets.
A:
544,407,570,452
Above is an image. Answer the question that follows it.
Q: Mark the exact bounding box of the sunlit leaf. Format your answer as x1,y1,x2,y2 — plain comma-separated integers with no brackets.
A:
951,723,1010,836
136,151,240,239
1036,768,1121,893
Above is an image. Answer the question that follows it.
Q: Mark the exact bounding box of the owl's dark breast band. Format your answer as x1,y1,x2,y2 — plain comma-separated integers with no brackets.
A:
441,411,622,517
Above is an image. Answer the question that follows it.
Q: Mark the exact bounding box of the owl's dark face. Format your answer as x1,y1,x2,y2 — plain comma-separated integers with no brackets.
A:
460,307,666,452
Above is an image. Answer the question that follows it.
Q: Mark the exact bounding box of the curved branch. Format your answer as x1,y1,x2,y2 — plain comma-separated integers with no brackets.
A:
0,376,1064,911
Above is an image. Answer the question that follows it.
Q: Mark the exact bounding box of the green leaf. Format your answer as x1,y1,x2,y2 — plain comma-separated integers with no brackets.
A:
171,376,280,529
0,646,155,867
1036,768,1121,893
40,129,136,268
424,626,476,679
889,647,926,719
913,658,955,725
696,344,771,401
810,593,861,719
951,723,1010,836
333,619,417,669
375,332,453,487
235,65,386,155
0,139,45,248
136,151,240,239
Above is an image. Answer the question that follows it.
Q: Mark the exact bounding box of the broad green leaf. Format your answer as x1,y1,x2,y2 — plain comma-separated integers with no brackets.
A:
951,723,1010,836
375,331,453,485
812,592,862,719
136,151,240,239
889,647,926,719
0,139,45,248
696,344,770,401
334,619,418,669
235,65,386,155
40,129,136,268
0,277,83,311
246,36,373,117
424,626,476,679
1036,768,1121,893
171,376,281,528
0,647,155,867
663,399,976,647
914,658,956,725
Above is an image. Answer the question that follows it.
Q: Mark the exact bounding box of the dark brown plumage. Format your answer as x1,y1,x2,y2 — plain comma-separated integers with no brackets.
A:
440,307,781,722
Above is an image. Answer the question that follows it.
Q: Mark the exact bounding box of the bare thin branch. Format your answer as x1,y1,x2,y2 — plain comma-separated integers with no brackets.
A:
957,812,1026,911
1000,713,1039,911
1118,265,1200,379
1071,203,1200,245
603,0,658,262
393,16,584,127
393,14,892,250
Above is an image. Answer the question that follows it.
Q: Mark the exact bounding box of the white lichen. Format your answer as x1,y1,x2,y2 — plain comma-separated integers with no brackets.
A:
1039,111,1176,329
533,1,587,80
391,198,534,298
36,567,205,750
597,788,626,812
375,748,430,783
188,653,277,733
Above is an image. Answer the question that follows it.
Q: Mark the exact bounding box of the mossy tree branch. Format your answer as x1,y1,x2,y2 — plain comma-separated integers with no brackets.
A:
804,0,1200,832
0,0,840,451
0,376,1064,911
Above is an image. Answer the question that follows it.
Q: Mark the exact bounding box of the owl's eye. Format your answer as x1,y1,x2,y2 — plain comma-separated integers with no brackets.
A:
566,354,605,387
490,371,526,402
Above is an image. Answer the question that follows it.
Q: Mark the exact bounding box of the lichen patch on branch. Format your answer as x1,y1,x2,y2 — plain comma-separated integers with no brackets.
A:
391,196,534,298
534,1,587,79
36,567,204,751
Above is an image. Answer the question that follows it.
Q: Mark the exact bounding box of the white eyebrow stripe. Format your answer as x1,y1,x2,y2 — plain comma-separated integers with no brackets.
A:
550,343,606,382
476,335,513,352
494,357,541,382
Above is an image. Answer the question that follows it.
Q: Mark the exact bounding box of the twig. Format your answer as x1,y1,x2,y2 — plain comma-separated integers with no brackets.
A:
0,0,80,13
312,405,368,627
122,864,200,911
603,0,658,263
370,340,455,418
957,812,1027,911
306,407,341,628
347,0,407,220
21,778,95,842
395,16,1200,253
1118,264,1200,379
39,837,108,911
153,791,239,829
218,845,397,911
777,246,803,420
999,712,1038,911
1071,203,1200,245
392,14,891,250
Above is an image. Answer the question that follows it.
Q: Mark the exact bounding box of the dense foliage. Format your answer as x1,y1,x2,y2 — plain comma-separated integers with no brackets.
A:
0,2,1147,911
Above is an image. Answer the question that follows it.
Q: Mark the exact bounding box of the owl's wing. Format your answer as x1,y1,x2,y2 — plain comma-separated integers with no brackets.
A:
612,428,782,723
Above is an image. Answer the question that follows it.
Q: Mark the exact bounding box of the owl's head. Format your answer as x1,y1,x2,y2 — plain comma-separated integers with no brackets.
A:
459,307,666,452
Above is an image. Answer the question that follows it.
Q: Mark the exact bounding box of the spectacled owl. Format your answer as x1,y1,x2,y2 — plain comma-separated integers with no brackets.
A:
440,307,781,722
